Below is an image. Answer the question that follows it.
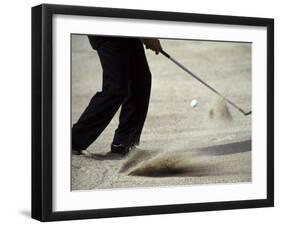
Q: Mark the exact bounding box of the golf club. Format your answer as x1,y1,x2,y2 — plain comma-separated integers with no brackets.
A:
160,49,252,116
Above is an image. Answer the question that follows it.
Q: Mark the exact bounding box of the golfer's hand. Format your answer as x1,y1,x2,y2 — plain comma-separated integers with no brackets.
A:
143,38,162,54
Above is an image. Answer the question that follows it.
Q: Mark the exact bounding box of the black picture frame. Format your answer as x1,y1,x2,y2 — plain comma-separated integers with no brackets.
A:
31,3,274,222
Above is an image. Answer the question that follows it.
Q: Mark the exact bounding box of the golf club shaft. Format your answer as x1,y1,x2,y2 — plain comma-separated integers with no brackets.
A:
160,49,251,116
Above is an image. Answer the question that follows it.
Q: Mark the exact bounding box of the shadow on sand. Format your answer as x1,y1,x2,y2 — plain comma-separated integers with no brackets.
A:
197,139,251,156
85,152,125,161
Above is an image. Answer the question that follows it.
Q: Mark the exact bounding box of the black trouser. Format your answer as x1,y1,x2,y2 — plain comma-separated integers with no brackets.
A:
72,37,151,151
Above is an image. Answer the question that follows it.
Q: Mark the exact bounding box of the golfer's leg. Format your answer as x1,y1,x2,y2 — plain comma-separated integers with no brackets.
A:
72,39,130,151
113,39,152,146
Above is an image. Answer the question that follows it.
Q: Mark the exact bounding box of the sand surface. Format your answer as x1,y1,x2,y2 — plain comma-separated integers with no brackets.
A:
71,36,251,191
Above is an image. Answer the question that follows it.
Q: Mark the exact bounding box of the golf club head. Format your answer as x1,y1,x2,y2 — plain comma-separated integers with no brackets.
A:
244,111,252,116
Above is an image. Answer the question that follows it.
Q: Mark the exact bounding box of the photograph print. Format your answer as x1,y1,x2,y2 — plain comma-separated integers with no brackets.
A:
71,35,252,191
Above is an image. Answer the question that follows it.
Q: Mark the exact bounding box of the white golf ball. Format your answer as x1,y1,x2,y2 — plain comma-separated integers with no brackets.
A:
190,99,198,108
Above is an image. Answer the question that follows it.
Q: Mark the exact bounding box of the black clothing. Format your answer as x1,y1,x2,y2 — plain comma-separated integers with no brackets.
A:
72,36,151,151
88,36,113,50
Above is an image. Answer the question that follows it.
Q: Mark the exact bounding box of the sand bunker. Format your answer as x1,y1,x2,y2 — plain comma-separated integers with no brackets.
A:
121,150,213,177
208,97,232,123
